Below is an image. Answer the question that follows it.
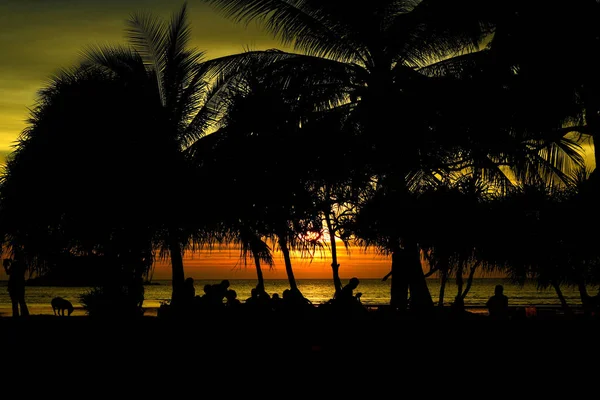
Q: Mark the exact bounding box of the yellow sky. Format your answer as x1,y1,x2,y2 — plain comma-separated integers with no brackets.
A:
0,0,289,163
0,1,596,281
1,0,595,164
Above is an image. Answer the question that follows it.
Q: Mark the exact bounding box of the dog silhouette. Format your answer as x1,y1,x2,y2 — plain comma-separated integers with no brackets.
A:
51,297,74,316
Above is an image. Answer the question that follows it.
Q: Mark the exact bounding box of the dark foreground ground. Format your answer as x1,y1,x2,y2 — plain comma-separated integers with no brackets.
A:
2,308,598,354
1,308,598,394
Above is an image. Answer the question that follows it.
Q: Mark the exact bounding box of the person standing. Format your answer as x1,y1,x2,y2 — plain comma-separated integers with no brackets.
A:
486,284,509,320
3,255,29,317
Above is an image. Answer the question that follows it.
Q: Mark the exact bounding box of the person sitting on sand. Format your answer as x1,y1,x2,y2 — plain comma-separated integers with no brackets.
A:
210,279,230,305
335,277,362,305
486,284,509,320
225,289,242,312
183,277,196,303
331,277,367,317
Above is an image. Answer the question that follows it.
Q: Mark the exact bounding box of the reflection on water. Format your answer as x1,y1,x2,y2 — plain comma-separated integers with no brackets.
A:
0,278,591,316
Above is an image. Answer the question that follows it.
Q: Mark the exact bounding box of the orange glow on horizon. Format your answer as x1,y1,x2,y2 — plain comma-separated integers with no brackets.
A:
152,244,393,281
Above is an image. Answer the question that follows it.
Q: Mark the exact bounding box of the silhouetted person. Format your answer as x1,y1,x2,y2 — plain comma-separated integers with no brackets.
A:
204,279,230,311
183,277,196,303
336,277,361,304
486,284,509,320
270,293,283,312
225,289,242,308
245,287,260,306
3,256,29,317
332,277,367,318
211,279,230,302
451,295,466,318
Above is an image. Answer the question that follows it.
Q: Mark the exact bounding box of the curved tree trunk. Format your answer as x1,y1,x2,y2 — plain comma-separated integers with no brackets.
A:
551,280,573,316
325,210,342,296
438,265,448,308
462,260,480,299
253,252,265,293
576,279,593,316
277,234,298,292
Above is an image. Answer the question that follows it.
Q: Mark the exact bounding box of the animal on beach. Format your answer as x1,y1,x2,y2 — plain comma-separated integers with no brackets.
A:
51,297,74,316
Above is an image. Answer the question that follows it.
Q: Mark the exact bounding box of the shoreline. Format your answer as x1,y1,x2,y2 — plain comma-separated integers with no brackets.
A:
0,303,584,319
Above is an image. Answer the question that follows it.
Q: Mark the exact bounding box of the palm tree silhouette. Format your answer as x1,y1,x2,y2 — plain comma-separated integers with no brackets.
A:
202,0,499,312
192,53,325,298
0,65,158,299
480,2,600,176
482,174,600,316
78,2,244,306
0,2,249,307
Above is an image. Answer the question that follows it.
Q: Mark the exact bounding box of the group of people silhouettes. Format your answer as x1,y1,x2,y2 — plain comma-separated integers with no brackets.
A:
0,261,553,322
167,276,366,319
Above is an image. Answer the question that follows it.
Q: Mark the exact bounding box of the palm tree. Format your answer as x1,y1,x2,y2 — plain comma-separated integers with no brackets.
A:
481,1,600,174
0,65,158,310
417,176,495,309
77,2,244,306
477,173,600,316
190,53,327,299
0,2,264,307
201,0,503,312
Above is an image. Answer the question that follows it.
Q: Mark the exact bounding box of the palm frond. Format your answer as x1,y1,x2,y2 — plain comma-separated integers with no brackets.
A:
79,44,146,78
394,0,493,69
512,136,585,188
125,7,168,105
205,0,362,62
163,2,195,109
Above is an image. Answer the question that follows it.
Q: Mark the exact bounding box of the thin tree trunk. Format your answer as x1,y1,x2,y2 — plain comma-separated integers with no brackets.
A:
253,252,265,293
437,256,449,307
455,261,464,300
325,210,342,296
405,240,434,314
168,230,185,307
462,260,480,298
438,270,447,308
390,244,409,311
277,234,298,292
551,280,573,316
576,279,594,316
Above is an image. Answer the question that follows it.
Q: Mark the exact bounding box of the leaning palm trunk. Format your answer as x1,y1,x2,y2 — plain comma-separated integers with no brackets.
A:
576,279,595,316
324,210,342,296
437,261,449,308
253,252,265,293
551,280,573,316
276,233,298,293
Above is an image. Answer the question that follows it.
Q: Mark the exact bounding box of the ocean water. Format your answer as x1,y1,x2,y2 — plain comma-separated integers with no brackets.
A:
0,278,591,316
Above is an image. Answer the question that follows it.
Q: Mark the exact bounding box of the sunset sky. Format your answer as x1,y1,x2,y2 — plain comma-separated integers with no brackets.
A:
0,1,595,282
0,0,393,281
153,243,393,280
